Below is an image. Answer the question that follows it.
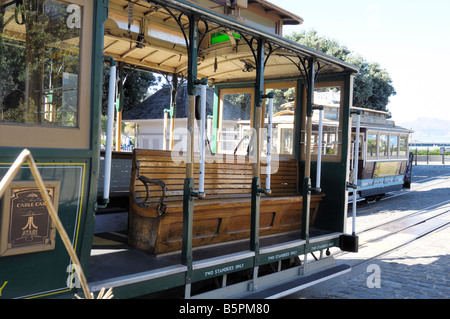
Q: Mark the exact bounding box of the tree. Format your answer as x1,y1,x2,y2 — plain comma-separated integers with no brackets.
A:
1,0,80,126
101,65,160,115
287,30,396,114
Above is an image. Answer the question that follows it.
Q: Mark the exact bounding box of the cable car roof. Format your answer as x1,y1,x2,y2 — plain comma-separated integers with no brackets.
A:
104,0,359,83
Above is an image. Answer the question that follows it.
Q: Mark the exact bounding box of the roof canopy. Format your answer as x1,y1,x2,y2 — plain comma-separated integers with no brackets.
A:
105,0,358,84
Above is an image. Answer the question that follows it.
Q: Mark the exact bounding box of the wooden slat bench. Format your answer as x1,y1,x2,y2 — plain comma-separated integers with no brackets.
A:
129,149,323,255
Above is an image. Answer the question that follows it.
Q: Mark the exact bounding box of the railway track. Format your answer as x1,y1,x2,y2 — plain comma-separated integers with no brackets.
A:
334,170,450,268
340,206,450,268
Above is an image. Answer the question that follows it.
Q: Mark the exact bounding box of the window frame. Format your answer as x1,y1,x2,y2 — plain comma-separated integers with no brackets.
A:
263,81,297,158
300,81,344,163
365,131,410,161
217,87,254,155
0,0,93,149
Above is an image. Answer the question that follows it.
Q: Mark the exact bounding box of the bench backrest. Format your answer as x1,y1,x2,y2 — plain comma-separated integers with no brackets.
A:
98,151,132,197
131,149,298,205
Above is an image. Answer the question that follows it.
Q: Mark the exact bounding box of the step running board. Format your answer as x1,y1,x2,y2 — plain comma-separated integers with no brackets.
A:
240,264,351,299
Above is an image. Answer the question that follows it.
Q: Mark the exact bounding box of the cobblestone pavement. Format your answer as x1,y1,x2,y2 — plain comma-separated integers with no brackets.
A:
287,163,450,299
288,225,449,299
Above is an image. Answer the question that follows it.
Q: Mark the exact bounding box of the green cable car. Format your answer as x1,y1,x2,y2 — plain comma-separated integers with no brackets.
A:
0,0,359,299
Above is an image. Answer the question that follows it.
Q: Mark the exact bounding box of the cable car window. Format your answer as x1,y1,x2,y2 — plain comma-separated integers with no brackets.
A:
350,133,363,159
0,1,81,127
379,134,388,158
389,135,398,157
399,135,408,157
219,89,252,154
367,133,377,159
264,84,295,155
311,86,341,156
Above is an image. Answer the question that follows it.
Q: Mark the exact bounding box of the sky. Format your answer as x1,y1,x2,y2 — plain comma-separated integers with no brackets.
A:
274,0,450,125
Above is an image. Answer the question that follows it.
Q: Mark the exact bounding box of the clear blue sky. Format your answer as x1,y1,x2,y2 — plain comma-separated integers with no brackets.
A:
274,0,450,124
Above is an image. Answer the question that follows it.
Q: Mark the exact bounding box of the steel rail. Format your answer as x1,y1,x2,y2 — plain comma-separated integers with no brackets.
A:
358,199,450,234
351,211,450,268
333,202,450,265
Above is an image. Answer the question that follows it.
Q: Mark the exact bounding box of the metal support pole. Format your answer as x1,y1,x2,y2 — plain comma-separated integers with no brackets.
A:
316,106,324,190
262,92,274,194
304,58,316,179
198,78,207,197
251,177,261,254
102,58,117,206
352,111,361,235
301,177,311,240
250,38,265,288
302,58,315,241
251,176,261,289
182,13,199,297
163,109,170,150
340,109,361,253
182,178,194,298
186,14,199,180
169,74,178,150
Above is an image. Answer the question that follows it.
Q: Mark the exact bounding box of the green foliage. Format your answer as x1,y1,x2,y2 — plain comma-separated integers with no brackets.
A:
101,65,160,115
265,87,295,115
287,30,396,114
414,149,450,155
1,1,80,126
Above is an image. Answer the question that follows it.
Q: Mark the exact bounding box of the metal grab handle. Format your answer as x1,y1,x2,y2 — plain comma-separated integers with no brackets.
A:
137,175,167,216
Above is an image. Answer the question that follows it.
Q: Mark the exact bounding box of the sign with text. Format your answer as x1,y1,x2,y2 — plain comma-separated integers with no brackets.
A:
1,181,60,257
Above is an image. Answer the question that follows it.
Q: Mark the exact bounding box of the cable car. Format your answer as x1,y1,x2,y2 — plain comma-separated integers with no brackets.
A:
0,0,360,299
348,107,413,202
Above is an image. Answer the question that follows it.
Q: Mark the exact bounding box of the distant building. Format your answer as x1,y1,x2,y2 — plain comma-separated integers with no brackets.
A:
122,84,249,150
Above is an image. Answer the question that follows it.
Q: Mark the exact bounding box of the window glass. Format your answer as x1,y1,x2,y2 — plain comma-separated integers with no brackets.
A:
389,135,398,157
350,133,363,160
265,86,295,155
306,86,341,156
219,92,251,154
379,135,388,157
399,135,408,157
367,134,377,158
0,1,81,127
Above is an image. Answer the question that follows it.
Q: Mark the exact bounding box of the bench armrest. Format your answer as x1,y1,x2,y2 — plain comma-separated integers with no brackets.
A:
137,175,167,216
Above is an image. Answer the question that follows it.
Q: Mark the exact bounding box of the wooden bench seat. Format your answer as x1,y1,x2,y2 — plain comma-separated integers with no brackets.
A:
129,149,323,255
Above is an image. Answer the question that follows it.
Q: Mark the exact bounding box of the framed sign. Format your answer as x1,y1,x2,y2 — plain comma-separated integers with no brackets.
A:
1,181,60,257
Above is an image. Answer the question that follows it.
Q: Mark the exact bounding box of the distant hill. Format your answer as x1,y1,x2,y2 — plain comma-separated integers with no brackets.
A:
397,117,450,143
